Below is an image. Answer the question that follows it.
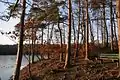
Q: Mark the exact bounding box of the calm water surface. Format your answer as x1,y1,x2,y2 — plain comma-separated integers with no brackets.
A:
0,55,28,80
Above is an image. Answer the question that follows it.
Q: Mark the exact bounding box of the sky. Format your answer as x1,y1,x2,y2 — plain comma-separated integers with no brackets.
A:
0,0,19,45
0,18,19,45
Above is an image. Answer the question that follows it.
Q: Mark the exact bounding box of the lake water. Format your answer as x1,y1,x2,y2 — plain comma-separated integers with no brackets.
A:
0,55,28,80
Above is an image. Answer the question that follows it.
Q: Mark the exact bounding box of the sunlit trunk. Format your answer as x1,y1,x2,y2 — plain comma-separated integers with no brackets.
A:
116,0,120,66
85,0,89,60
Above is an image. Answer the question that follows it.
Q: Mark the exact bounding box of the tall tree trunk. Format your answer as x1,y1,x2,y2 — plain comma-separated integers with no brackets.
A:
113,19,118,49
47,23,50,59
89,16,94,43
75,0,80,61
88,12,94,44
13,0,26,80
85,0,89,60
113,7,118,49
110,0,114,51
97,19,99,45
49,24,54,44
101,10,105,47
103,2,108,47
58,22,63,62
72,13,76,59
63,22,66,44
31,26,34,63
47,24,50,44
28,29,32,79
64,0,72,68
80,23,84,44
116,0,120,66
101,11,104,46
72,5,76,46
82,9,86,44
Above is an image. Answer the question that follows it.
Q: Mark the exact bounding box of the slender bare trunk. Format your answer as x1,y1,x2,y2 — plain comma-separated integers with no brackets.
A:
88,15,94,43
28,30,32,79
64,0,72,68
63,22,66,44
97,19,99,44
116,0,120,65
31,26,34,63
47,24,50,44
103,3,108,47
113,7,118,49
49,24,54,44
58,22,63,62
82,9,86,44
110,0,114,51
13,0,26,80
71,8,76,47
72,13,76,59
85,0,89,60
101,11,104,46
75,0,80,61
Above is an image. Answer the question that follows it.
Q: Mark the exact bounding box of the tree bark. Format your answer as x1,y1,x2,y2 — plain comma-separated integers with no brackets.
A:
110,0,114,51
116,0,120,65
47,23,50,44
63,22,66,44
13,0,26,80
31,25,34,63
89,15,94,43
58,22,63,62
103,2,108,47
71,7,76,48
85,0,89,60
75,0,80,61
49,24,54,44
101,11,104,46
113,7,118,49
97,19,99,44
64,0,72,68
72,13,76,60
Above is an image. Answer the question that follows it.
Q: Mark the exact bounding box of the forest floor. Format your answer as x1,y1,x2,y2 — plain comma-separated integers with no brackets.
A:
20,57,120,80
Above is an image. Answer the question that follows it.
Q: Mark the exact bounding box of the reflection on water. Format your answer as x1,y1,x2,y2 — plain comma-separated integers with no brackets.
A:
0,55,28,80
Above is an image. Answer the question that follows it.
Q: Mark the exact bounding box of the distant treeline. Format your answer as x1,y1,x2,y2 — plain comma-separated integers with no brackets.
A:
0,45,17,55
